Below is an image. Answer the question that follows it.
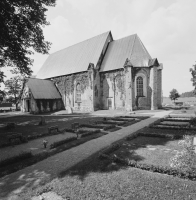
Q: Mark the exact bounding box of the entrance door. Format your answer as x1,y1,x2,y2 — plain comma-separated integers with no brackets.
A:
107,98,112,110
26,100,30,112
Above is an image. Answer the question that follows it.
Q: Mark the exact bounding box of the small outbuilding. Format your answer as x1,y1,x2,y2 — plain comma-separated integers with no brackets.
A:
20,78,64,114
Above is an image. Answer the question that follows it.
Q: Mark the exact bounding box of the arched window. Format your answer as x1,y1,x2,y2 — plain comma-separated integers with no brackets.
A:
76,83,81,102
136,76,143,97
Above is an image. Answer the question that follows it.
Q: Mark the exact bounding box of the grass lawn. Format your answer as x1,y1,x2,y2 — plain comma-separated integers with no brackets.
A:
110,136,181,167
11,115,196,200
0,131,108,178
22,150,196,200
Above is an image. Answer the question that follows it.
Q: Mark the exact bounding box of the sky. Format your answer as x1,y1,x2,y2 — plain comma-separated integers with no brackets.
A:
3,0,196,97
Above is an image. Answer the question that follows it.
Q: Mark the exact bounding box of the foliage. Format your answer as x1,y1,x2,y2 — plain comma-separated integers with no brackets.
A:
0,90,6,103
190,62,196,94
138,132,182,139
170,135,196,173
50,137,77,149
0,71,6,85
181,91,195,97
98,137,196,180
0,0,56,81
169,89,180,102
80,130,100,137
4,75,23,109
0,151,32,168
81,123,115,130
104,70,125,99
0,131,107,178
190,117,196,126
54,72,91,95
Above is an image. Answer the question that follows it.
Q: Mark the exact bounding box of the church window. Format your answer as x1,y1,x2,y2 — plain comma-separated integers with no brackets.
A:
76,83,81,102
136,76,143,97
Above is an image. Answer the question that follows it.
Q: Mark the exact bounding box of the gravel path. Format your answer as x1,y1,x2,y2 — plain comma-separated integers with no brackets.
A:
0,110,171,200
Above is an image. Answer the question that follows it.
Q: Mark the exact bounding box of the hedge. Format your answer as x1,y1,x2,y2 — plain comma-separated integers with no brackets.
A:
111,155,196,181
118,116,150,120
0,151,32,167
150,125,196,130
80,129,100,138
81,123,125,130
163,118,190,122
87,123,116,130
98,131,196,180
138,132,182,139
104,117,135,122
97,121,126,126
50,137,77,149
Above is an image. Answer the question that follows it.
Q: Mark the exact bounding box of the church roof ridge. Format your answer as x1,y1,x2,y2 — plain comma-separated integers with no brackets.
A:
36,31,111,79
50,30,112,56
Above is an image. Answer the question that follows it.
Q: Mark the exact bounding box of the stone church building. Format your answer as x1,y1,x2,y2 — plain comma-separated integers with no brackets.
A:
21,31,163,113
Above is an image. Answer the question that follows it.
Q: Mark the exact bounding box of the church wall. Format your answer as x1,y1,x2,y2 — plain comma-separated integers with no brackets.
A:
93,33,113,111
133,68,151,110
52,71,94,112
73,81,93,112
93,70,101,110
157,64,163,108
149,66,158,110
100,69,125,110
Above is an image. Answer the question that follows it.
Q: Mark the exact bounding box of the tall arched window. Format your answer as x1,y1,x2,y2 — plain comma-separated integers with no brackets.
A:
136,76,143,97
76,83,81,102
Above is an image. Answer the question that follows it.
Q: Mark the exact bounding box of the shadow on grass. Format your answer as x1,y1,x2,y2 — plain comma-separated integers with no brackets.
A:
58,131,180,181
0,114,173,198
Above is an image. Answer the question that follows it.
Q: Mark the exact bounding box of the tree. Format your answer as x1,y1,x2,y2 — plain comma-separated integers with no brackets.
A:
0,90,6,103
0,0,56,82
169,89,180,103
4,75,24,109
190,62,196,94
181,91,195,98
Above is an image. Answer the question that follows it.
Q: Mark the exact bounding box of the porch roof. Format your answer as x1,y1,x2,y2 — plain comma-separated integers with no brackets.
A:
26,78,61,99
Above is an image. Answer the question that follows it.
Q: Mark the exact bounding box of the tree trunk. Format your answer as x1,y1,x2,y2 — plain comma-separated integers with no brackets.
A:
16,103,18,110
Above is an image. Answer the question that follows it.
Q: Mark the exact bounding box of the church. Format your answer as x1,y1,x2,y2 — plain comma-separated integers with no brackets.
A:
20,31,163,113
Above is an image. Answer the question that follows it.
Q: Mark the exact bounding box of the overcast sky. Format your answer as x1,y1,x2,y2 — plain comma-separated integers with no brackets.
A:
4,0,196,97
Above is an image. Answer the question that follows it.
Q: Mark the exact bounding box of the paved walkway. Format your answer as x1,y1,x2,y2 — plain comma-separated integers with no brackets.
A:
0,110,171,200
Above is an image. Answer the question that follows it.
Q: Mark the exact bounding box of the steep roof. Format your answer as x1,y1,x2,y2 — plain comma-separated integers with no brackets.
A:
26,78,61,99
36,31,111,79
100,34,152,72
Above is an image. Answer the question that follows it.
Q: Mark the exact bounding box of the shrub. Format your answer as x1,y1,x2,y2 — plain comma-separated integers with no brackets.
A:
100,121,126,126
80,130,100,138
150,125,196,130
170,135,196,173
163,118,190,122
0,151,32,167
81,123,117,130
190,117,196,126
80,124,103,129
99,153,196,180
50,137,77,149
21,136,28,143
138,132,182,139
